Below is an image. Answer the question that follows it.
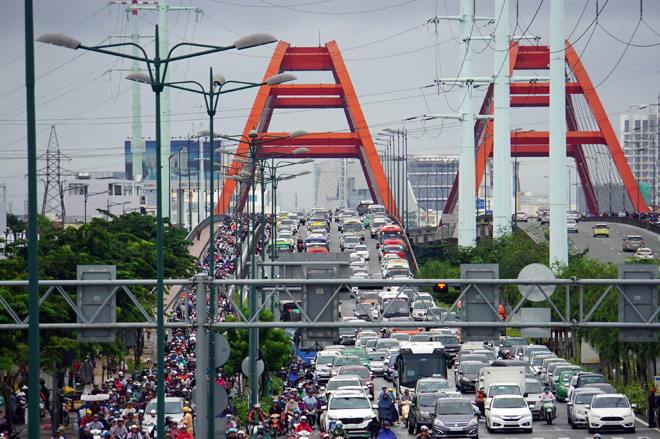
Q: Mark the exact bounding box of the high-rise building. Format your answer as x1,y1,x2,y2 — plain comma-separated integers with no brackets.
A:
620,103,660,207
407,155,459,226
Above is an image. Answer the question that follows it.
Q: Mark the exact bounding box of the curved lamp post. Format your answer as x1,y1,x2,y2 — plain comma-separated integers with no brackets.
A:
37,27,278,439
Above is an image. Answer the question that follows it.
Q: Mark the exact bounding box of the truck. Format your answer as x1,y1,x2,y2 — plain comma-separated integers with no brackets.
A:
482,366,527,418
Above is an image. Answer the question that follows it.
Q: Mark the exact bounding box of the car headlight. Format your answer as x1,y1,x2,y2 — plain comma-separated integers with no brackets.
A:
434,419,444,427
591,412,601,419
467,418,478,427
420,411,430,416
626,410,634,417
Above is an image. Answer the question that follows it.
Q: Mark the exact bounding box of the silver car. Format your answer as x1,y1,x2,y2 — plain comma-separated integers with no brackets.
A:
567,389,604,429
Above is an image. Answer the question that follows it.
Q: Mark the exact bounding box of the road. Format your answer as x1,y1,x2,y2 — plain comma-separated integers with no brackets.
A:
310,216,658,439
518,219,660,264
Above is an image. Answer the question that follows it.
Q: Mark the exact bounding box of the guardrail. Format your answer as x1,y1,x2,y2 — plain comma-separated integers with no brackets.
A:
387,214,420,274
580,215,660,234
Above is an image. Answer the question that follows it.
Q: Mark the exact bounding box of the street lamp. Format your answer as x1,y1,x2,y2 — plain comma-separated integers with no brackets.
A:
37,26,278,439
215,133,308,407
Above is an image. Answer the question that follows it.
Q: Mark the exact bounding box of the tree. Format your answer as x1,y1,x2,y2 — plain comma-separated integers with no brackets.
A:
0,212,198,430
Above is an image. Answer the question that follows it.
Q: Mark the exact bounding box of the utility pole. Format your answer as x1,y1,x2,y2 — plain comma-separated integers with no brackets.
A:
492,0,511,238
549,0,568,266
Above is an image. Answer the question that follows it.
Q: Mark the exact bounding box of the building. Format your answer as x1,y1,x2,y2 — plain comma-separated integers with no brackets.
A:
620,103,660,208
407,155,459,226
63,172,141,224
313,159,371,210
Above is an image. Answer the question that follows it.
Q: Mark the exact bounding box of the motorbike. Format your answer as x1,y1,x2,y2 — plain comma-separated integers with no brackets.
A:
303,402,316,428
13,395,27,424
287,411,301,435
542,400,556,425
91,429,104,439
297,242,304,253
268,414,283,438
295,431,311,439
399,400,411,424
58,397,71,427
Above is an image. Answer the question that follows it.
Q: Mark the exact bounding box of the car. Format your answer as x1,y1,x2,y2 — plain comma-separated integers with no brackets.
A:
587,393,636,434
307,247,329,254
331,355,363,378
368,350,387,376
340,234,361,252
319,389,376,436
539,212,550,224
407,392,446,434
144,397,191,425
582,383,617,394
556,370,581,402
338,327,357,345
497,337,528,358
353,244,370,261
567,210,580,220
336,366,375,399
370,217,391,238
515,211,528,222
432,397,479,439
567,219,578,233
622,234,645,252
592,223,609,237
456,362,484,393
323,376,370,400
634,247,654,259
315,351,341,383
414,377,459,398
567,389,604,429
485,395,532,433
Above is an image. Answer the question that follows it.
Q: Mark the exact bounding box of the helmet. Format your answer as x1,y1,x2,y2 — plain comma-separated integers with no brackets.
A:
383,421,390,427
253,403,261,409
151,410,157,415
238,431,245,436
228,428,236,433
87,410,93,414
301,416,307,421
421,426,428,431
131,425,139,430
183,407,190,412
336,421,342,427
593,435,602,439
103,432,111,437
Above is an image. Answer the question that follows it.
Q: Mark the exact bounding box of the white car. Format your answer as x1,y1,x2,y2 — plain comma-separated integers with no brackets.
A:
567,389,604,429
567,219,578,233
634,247,654,260
353,245,370,261
485,395,533,434
587,393,636,434
319,389,376,436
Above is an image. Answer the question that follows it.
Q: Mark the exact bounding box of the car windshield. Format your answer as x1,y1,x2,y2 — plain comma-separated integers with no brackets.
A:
146,400,182,414
335,357,361,367
341,368,370,379
363,293,379,301
464,364,483,374
418,380,449,392
365,339,378,348
504,338,528,347
575,393,599,404
383,244,403,253
369,353,385,361
592,396,628,409
326,379,359,391
328,396,371,410
318,355,336,365
436,336,459,344
492,397,526,409
580,376,606,385
490,385,521,396
410,334,430,342
436,402,473,415
561,372,578,382
355,245,368,252
525,381,542,394
413,302,433,309
418,395,439,407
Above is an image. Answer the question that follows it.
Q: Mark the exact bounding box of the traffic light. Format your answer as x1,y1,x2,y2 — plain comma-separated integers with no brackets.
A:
433,283,448,294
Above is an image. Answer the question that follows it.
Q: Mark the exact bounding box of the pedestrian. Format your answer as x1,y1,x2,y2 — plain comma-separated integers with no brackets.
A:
39,378,51,416
196,226,201,241
650,386,658,428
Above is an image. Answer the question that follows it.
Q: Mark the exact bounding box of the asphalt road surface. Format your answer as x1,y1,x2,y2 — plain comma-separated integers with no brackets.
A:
518,219,660,264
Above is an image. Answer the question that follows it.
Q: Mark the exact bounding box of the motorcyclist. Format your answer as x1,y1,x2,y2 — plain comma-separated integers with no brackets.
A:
294,416,312,435
475,387,486,419
414,425,430,439
377,393,398,424
248,403,266,426
287,369,299,387
330,421,346,438
80,426,94,439
297,238,304,252
284,396,299,416
127,425,144,439
540,387,556,418
376,421,397,439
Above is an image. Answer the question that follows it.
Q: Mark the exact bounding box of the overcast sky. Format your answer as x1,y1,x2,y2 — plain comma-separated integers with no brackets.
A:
1,0,659,214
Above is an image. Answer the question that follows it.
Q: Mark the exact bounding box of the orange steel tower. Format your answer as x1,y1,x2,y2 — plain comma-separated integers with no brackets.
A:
216,41,396,217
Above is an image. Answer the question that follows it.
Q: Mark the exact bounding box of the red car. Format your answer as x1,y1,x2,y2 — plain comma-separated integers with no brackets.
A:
307,247,328,254
336,365,375,399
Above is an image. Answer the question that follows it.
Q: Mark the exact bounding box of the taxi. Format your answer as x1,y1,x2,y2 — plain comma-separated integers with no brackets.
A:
592,223,609,237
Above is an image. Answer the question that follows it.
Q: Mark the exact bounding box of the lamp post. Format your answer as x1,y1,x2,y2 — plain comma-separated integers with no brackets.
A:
84,190,108,223
217,133,308,407
107,201,131,218
37,26,279,439
130,69,294,438
176,146,184,229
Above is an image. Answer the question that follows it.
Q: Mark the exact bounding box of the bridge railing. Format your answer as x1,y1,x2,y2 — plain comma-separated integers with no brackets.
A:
580,215,660,234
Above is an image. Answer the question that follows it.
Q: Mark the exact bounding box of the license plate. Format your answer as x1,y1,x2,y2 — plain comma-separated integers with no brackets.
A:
505,423,518,427
448,427,463,431
604,421,619,425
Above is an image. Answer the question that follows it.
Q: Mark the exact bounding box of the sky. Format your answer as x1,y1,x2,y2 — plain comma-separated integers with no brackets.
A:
1,0,660,214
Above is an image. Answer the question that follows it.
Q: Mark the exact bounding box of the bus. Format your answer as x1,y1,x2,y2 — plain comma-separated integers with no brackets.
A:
357,200,375,216
395,342,449,395
378,224,403,247
368,204,386,215
378,292,411,319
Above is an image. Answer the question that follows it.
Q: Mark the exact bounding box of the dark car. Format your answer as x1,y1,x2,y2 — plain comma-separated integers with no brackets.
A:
575,373,607,390
339,327,357,345
457,363,484,393
430,334,461,365
336,366,375,399
432,397,479,439
407,392,446,434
